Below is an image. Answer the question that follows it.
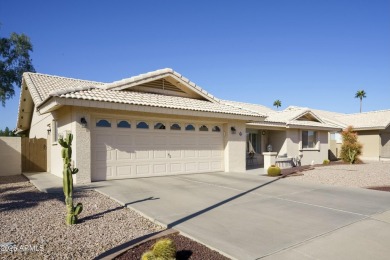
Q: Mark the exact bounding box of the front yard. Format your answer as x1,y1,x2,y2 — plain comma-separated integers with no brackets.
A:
0,175,163,259
287,161,390,189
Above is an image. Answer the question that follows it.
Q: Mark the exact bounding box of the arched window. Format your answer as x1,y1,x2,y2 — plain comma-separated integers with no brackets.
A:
170,123,181,130
136,121,149,129
199,125,208,131
212,126,221,132
96,119,111,127
154,122,166,130
117,120,131,128
185,124,195,131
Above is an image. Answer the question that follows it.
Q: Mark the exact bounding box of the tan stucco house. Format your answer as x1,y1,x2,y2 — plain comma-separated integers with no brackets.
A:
313,109,390,161
17,68,341,183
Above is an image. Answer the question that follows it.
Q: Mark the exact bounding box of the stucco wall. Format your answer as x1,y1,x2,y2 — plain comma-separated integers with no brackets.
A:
299,130,329,165
224,122,246,172
29,108,53,139
268,130,287,155
357,130,380,161
0,137,21,176
50,107,73,179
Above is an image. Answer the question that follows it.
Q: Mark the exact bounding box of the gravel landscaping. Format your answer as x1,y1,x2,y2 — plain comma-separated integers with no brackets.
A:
286,161,390,189
0,175,163,259
116,233,230,260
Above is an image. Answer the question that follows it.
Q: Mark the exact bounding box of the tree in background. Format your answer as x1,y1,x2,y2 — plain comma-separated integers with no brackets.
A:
273,99,282,110
340,126,362,164
0,30,35,106
355,90,366,113
0,127,16,136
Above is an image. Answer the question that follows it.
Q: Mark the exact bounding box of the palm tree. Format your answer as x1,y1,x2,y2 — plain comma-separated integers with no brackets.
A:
273,100,282,110
355,90,367,113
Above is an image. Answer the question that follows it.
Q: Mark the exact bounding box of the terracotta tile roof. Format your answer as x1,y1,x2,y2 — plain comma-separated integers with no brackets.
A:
50,88,262,117
24,72,105,105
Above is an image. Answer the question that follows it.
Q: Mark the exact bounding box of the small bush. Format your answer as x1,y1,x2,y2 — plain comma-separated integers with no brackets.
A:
141,251,156,260
323,159,330,165
340,126,362,164
267,165,281,176
142,238,176,260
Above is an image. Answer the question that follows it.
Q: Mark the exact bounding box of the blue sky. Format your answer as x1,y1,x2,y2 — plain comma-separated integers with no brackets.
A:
1,0,389,130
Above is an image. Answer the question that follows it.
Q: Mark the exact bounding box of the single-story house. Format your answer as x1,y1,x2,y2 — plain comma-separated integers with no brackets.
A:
313,109,390,161
17,68,340,183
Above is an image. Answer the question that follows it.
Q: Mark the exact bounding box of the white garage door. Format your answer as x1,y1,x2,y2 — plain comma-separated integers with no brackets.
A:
91,119,224,181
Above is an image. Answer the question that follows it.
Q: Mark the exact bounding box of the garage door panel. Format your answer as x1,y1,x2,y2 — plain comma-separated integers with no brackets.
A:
93,134,113,147
135,149,150,159
154,135,167,145
153,164,167,174
115,135,132,145
153,150,167,159
168,150,181,159
134,135,153,146
198,162,210,171
185,162,197,172
184,150,197,158
116,149,132,160
212,150,223,158
116,165,132,176
170,163,183,173
199,149,211,157
211,161,223,171
136,164,150,175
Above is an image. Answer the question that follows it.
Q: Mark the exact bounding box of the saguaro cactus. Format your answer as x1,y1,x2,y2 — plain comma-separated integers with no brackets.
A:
58,133,83,225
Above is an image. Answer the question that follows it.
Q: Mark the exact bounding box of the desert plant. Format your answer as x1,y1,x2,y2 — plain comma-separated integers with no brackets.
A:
58,133,83,225
340,126,362,164
323,159,330,165
142,238,176,260
267,165,281,176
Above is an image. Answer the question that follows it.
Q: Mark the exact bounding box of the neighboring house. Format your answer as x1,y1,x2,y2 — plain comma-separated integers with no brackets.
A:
313,109,390,161
16,68,343,183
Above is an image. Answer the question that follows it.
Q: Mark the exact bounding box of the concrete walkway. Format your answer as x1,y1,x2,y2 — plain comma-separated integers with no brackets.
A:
26,172,390,260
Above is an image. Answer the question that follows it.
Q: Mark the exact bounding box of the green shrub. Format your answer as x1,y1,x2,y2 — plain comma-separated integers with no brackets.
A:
323,159,330,165
340,126,362,164
141,251,156,260
142,238,176,260
267,165,281,176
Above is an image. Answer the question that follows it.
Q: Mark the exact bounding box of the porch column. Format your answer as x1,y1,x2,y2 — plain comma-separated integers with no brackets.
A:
262,152,277,171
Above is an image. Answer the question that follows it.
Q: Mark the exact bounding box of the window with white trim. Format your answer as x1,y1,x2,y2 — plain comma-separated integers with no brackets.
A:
136,121,149,129
96,119,111,127
302,130,317,149
154,122,166,130
185,124,195,131
117,120,131,128
212,126,221,132
199,125,208,131
170,123,181,130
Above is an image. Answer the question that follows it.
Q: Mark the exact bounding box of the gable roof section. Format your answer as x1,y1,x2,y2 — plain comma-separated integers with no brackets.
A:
248,106,341,130
101,68,219,103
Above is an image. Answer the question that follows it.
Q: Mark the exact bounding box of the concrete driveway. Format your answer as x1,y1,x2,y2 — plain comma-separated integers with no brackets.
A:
94,172,390,260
